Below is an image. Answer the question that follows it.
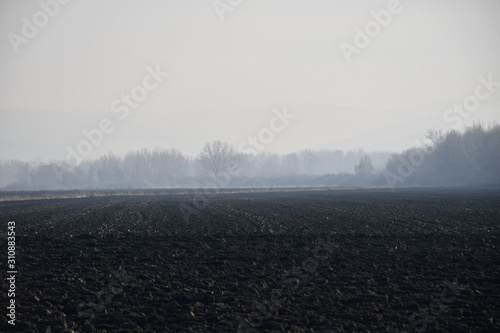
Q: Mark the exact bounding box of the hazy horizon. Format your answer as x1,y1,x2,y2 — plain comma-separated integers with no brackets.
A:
1,0,500,162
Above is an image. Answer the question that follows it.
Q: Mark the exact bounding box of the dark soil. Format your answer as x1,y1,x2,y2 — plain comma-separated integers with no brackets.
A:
1,188,499,332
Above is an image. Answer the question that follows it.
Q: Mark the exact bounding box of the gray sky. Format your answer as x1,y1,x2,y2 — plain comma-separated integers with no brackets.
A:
1,0,500,161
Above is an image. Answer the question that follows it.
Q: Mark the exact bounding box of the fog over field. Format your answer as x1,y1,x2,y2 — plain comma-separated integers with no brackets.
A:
2,2,500,332
1,0,500,189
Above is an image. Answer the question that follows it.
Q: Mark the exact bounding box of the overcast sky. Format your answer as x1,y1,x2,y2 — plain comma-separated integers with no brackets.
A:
1,0,500,162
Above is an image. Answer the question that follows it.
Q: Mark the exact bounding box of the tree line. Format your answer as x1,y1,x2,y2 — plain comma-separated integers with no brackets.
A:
0,146,389,190
381,123,500,187
1,123,498,190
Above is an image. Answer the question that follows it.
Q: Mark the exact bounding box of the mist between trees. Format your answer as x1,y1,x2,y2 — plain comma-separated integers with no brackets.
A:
1,123,499,190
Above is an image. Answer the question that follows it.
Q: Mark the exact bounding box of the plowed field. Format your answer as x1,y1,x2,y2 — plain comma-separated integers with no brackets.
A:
1,188,499,332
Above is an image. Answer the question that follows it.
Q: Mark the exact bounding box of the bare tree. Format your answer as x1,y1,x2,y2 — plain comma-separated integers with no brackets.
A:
198,141,235,185
354,155,375,175
426,129,444,146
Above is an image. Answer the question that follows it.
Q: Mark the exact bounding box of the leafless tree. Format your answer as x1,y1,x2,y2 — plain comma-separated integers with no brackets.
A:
426,129,444,146
198,141,235,185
